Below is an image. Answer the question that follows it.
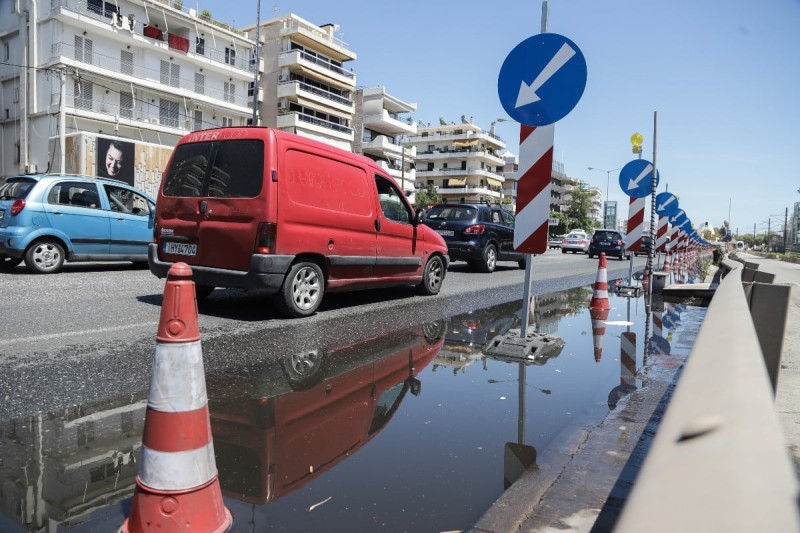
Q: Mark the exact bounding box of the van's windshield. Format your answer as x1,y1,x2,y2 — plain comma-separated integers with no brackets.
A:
163,140,264,198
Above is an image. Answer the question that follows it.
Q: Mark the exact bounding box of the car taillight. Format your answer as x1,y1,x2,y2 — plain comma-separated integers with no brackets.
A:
464,224,485,235
10,199,25,216
617,239,623,245
255,222,277,254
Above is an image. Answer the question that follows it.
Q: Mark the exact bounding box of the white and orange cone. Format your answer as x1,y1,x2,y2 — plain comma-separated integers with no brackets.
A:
122,262,232,533
590,307,610,363
589,253,610,310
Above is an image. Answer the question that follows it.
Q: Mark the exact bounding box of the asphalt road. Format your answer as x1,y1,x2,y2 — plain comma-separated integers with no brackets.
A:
0,249,645,419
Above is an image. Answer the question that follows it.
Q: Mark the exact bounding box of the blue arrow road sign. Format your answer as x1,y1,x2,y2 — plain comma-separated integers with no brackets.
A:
619,159,659,199
655,192,679,217
498,33,587,126
670,209,688,228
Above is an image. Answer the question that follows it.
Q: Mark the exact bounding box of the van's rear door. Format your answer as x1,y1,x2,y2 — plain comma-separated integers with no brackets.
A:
157,134,267,271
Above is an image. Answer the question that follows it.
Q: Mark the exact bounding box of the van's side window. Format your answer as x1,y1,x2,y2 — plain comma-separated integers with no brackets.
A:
375,175,410,224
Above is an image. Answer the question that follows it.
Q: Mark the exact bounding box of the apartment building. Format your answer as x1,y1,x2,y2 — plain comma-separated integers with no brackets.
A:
406,119,506,205
353,86,417,199
249,13,356,150
0,0,257,189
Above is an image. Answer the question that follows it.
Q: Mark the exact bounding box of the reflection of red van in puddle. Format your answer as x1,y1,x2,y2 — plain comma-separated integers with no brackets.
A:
208,321,445,504
149,127,449,317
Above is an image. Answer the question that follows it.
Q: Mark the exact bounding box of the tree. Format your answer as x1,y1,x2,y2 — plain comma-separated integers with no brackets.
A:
565,181,595,231
414,184,442,211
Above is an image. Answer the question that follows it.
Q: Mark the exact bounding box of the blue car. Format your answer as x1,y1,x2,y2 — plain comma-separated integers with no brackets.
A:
0,174,155,273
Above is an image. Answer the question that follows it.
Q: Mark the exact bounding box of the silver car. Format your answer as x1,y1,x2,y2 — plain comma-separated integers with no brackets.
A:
561,231,590,254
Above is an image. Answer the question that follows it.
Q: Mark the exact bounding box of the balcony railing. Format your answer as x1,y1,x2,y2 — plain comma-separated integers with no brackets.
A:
280,80,353,107
281,49,355,80
51,42,250,108
50,0,255,73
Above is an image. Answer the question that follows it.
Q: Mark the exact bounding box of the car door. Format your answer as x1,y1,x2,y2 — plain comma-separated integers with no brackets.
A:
102,184,155,258
496,209,521,259
373,174,422,280
42,181,110,256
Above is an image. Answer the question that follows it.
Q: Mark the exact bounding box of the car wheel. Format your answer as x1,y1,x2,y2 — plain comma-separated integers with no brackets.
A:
518,258,526,269
0,255,22,270
195,284,215,300
280,349,325,391
588,252,594,259
418,255,444,295
479,244,497,273
25,239,65,274
422,319,447,344
275,262,324,317
619,252,625,260
561,248,567,254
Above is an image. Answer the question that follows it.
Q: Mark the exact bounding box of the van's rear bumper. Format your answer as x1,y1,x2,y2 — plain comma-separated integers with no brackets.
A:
148,244,291,291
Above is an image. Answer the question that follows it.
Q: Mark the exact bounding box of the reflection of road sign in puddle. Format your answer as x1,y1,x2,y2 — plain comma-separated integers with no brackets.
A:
604,320,634,326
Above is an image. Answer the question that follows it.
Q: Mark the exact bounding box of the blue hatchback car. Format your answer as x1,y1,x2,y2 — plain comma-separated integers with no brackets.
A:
0,174,156,273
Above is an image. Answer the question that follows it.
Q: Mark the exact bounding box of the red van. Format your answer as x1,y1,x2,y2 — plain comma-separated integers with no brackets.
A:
148,128,448,317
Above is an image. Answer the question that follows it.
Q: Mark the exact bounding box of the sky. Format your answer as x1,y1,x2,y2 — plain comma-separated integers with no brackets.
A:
197,0,800,238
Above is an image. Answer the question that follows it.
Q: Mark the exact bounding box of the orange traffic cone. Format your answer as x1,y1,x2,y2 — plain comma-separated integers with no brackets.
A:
589,253,610,310
122,262,232,533
590,307,610,363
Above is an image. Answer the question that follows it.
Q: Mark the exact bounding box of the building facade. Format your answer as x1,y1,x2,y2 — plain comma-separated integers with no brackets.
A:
0,0,257,183
352,86,417,199
406,119,506,205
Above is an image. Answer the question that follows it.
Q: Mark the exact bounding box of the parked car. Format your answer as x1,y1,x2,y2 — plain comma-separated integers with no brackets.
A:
0,174,155,273
548,234,563,249
149,127,448,318
561,230,590,254
422,202,525,273
588,229,630,260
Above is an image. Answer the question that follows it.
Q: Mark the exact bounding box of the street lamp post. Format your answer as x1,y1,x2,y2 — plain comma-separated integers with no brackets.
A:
587,166,620,228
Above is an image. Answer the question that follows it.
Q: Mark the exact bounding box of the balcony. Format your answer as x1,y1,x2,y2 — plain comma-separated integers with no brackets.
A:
277,111,354,142
362,110,417,136
51,0,255,74
277,80,354,113
50,42,251,110
279,20,354,61
407,130,505,150
279,50,355,88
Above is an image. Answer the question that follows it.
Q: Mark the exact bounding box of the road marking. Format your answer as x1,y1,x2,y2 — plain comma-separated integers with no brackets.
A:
0,322,157,346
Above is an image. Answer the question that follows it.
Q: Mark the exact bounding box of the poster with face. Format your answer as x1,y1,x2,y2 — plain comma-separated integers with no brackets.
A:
97,138,135,186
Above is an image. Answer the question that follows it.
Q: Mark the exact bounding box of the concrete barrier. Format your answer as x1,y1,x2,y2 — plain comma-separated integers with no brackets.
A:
615,261,799,532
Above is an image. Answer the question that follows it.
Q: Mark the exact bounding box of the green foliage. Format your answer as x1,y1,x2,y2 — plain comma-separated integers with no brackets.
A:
564,181,595,232
199,9,212,20
414,184,442,210
549,211,569,235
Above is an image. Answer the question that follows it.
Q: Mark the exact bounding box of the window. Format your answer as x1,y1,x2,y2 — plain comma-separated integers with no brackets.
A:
223,81,235,103
119,91,133,118
160,60,180,88
3,41,9,61
195,36,205,55
375,175,410,224
224,46,236,66
162,140,263,198
194,73,205,94
74,79,93,110
221,117,233,127
103,185,151,216
74,35,93,64
120,50,133,75
47,182,100,209
88,0,117,18
193,110,203,131
248,81,255,98
159,99,179,128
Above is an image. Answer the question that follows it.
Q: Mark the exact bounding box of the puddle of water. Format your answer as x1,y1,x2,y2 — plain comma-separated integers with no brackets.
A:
0,286,704,532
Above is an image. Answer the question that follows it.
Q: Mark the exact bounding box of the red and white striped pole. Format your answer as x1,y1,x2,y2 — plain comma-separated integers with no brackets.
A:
655,215,669,268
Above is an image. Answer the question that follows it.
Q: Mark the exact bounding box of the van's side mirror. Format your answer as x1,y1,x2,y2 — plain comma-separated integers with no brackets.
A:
412,209,424,226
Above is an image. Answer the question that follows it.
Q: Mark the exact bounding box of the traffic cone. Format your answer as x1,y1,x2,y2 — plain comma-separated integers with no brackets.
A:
590,307,610,363
589,253,610,310
122,262,232,533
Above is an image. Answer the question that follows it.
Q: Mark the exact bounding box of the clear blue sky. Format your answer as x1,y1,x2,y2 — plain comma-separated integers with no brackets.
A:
199,0,800,238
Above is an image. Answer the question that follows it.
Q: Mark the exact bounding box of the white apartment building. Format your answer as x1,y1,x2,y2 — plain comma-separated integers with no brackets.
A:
353,86,417,199
406,119,506,205
0,0,258,184
249,13,356,150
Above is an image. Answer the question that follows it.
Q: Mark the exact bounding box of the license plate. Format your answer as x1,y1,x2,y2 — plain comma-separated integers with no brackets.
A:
163,242,197,256
436,229,454,237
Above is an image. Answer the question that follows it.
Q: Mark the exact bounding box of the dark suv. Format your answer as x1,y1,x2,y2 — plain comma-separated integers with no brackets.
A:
422,203,524,273
588,229,629,260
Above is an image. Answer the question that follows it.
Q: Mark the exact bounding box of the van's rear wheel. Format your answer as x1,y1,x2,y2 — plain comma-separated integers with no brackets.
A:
276,262,324,317
418,255,444,295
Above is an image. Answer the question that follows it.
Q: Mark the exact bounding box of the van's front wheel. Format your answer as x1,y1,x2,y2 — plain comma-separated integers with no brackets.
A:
276,262,324,317
417,255,444,295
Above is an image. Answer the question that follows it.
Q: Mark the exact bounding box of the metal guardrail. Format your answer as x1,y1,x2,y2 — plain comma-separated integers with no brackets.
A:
616,259,799,532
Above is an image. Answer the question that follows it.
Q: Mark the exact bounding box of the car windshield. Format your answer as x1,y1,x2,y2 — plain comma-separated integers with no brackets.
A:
594,231,618,240
566,233,584,239
425,206,477,222
0,178,37,200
